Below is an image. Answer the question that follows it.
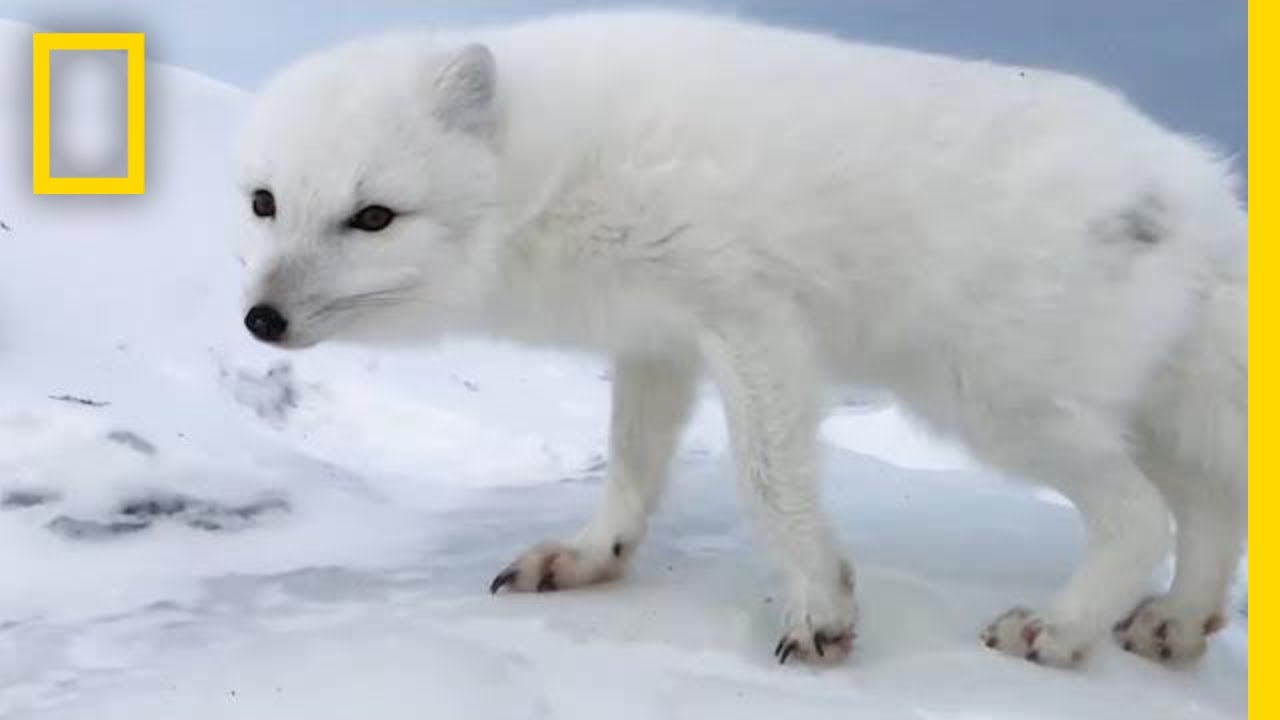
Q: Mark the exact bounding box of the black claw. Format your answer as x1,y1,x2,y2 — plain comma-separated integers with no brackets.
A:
489,569,517,595
1159,644,1172,660
777,640,798,665
1123,640,1135,652
774,636,788,657
1026,650,1041,664
984,635,998,649
536,573,557,593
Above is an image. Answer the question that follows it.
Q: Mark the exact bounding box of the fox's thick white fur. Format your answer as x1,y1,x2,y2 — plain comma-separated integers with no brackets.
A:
237,11,1247,667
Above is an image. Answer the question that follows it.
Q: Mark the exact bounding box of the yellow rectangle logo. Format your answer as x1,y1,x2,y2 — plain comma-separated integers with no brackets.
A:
32,32,145,195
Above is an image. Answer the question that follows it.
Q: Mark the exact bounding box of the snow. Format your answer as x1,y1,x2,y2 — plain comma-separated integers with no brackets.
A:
0,18,1245,720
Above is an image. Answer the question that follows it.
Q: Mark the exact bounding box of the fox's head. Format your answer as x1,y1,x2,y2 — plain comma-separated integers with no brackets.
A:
236,36,502,348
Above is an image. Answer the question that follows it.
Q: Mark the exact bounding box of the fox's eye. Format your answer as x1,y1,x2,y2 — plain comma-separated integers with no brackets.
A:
348,205,396,232
251,189,276,219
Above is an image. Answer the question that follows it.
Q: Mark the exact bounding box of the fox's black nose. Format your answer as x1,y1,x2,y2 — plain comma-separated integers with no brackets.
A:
245,304,288,342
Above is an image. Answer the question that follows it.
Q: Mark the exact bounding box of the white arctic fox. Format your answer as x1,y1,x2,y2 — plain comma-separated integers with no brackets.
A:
237,11,1247,667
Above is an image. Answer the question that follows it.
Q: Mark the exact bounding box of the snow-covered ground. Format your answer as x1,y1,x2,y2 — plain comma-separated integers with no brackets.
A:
0,19,1245,720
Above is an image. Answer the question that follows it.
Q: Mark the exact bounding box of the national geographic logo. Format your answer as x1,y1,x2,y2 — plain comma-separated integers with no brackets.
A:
32,33,145,195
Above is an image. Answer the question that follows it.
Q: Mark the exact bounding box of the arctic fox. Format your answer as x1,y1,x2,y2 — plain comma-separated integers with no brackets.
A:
237,11,1247,667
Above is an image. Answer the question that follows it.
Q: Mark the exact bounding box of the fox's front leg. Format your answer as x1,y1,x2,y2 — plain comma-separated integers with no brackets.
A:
491,350,697,593
700,316,856,665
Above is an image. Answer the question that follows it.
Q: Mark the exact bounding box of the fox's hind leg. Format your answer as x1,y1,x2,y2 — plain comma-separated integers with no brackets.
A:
1116,276,1247,662
491,349,696,594
979,408,1171,667
1115,457,1246,662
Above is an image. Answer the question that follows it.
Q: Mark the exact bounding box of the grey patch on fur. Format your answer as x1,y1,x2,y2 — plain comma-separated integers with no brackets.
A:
592,223,688,248
592,224,631,244
106,430,157,455
47,493,291,540
230,361,299,424
649,223,691,248
1123,201,1163,244
1,489,59,509
1095,193,1166,246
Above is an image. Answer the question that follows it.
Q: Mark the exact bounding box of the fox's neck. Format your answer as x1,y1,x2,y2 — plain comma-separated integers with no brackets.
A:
454,115,628,346
465,219,574,345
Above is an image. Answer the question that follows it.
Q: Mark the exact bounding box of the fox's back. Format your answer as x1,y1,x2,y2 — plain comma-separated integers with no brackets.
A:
485,12,1169,194
481,12,1229,269
478,12,1243,407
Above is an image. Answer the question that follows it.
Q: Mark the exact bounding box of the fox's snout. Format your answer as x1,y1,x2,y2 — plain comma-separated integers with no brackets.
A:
244,303,289,343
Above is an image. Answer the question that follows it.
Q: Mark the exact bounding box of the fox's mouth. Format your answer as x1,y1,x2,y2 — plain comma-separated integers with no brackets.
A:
307,287,415,322
274,285,419,348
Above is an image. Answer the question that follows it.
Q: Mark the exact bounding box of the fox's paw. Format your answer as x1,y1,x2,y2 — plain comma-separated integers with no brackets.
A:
1113,597,1225,663
775,559,857,666
982,606,1090,668
490,540,627,594
774,622,855,666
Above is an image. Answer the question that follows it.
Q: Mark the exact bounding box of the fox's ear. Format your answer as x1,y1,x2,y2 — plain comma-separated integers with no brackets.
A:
432,43,497,140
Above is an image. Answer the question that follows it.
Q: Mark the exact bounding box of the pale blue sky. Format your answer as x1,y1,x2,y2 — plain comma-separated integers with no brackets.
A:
1,0,1246,165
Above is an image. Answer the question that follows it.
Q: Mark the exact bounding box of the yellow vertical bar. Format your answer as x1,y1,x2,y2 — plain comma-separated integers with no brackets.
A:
1248,0,1263,717
126,34,145,193
31,34,51,193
